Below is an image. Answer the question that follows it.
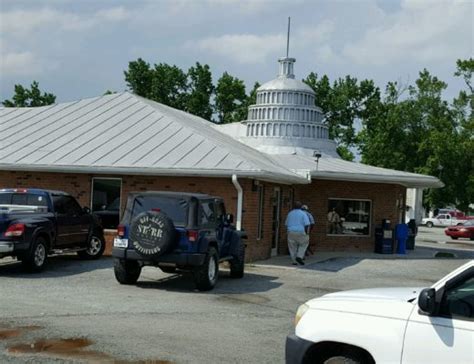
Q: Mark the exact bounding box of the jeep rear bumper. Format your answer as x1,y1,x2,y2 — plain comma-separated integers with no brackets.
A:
112,248,206,266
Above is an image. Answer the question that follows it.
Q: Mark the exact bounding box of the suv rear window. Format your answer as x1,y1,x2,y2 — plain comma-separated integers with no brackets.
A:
0,193,49,207
130,196,188,226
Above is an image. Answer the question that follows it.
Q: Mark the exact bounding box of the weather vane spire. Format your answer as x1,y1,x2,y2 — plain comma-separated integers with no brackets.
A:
286,17,291,57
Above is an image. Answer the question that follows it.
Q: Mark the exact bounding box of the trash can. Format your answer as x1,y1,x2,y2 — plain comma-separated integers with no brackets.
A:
375,220,394,254
395,223,409,255
406,219,417,250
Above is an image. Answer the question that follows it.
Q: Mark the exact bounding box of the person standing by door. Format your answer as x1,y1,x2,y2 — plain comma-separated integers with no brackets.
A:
328,207,341,234
285,201,310,265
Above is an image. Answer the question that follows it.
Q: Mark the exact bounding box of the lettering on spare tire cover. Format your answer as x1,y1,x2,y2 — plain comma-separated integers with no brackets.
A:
132,214,165,255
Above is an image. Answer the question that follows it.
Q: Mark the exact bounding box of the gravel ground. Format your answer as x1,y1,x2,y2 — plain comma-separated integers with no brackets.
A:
0,251,471,364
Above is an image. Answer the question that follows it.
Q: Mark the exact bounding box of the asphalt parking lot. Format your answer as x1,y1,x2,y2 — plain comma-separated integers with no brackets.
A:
0,248,472,364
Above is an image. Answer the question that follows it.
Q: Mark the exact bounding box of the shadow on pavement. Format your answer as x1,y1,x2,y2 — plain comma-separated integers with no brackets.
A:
0,255,113,278
136,269,282,295
303,257,363,272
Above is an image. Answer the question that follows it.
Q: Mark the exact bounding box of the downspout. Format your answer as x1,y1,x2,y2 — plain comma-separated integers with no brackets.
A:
231,174,243,231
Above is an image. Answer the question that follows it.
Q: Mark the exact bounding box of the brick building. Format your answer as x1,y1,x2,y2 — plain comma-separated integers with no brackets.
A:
0,56,441,261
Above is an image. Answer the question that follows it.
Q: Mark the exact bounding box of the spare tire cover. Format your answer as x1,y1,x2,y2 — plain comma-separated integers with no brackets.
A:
129,211,175,258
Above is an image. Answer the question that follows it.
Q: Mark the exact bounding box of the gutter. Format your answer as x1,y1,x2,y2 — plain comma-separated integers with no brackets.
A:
310,171,444,189
231,174,243,231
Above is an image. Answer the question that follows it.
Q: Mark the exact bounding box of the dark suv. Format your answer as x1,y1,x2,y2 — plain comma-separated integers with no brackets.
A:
112,192,245,291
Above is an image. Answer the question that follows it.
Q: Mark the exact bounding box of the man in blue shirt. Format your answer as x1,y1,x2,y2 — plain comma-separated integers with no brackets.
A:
285,201,310,265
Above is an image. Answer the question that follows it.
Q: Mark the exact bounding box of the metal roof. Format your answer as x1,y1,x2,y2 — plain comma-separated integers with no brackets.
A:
257,77,314,93
0,92,307,184
271,154,443,188
0,92,442,189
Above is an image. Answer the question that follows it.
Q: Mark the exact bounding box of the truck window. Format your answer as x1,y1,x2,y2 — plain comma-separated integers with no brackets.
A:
53,195,82,216
439,274,474,320
0,193,48,207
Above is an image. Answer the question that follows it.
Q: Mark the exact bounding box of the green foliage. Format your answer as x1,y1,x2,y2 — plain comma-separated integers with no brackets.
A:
336,146,355,161
187,62,214,120
304,72,381,151
358,63,473,212
125,59,248,122
214,72,246,123
232,81,260,123
150,63,188,110
124,58,153,98
3,81,56,107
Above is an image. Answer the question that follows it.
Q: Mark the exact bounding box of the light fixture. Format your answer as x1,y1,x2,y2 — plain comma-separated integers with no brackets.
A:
313,151,322,171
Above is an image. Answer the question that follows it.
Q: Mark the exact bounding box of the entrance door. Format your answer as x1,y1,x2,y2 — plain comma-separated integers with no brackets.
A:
271,187,282,256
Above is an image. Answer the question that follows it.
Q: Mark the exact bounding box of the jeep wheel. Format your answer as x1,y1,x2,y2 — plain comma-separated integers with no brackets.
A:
426,221,434,228
229,242,245,278
194,247,218,291
114,259,141,285
22,236,48,272
78,234,105,260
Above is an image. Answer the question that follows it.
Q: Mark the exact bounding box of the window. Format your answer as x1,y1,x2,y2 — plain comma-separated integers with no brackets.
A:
200,200,217,227
327,199,371,236
130,195,188,227
2,193,49,207
91,178,121,229
439,271,474,320
53,195,83,216
257,185,265,240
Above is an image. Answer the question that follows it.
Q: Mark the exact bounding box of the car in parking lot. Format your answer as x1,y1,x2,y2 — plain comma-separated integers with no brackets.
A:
445,220,474,241
286,260,474,364
112,191,246,291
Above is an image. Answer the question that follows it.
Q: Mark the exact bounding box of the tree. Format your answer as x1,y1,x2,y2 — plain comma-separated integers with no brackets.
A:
187,62,214,120
124,58,153,98
214,72,246,123
357,63,473,213
304,73,381,161
149,63,188,110
3,81,56,107
232,81,261,123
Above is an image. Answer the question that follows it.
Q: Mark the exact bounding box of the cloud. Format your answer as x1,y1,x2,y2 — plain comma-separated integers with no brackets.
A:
1,6,130,36
342,0,472,66
1,51,46,76
190,21,337,64
191,34,285,64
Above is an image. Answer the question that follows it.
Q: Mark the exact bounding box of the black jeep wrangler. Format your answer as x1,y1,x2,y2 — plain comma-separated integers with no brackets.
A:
112,192,245,291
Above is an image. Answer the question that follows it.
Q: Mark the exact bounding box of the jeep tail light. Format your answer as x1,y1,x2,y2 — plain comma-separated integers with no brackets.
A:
5,223,25,237
187,230,199,242
117,225,125,238
151,208,161,212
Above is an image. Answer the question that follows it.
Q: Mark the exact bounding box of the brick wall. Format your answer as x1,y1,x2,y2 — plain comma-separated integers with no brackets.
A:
0,171,406,259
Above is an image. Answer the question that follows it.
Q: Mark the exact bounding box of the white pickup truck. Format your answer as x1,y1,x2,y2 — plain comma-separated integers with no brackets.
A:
422,214,468,228
286,260,474,364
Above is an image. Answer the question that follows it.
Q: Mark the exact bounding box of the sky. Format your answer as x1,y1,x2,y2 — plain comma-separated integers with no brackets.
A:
1,0,472,104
